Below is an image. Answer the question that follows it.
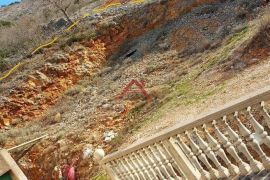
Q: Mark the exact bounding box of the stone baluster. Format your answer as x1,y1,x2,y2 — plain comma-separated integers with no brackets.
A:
142,148,166,179
177,135,210,180
138,150,158,180
128,154,147,180
154,142,181,179
105,162,121,180
234,111,270,169
132,152,153,179
202,124,239,176
185,131,219,179
149,145,173,179
193,127,230,178
160,142,185,178
261,101,270,129
119,159,137,180
212,120,251,175
114,159,131,179
247,106,270,148
110,160,125,179
222,115,263,172
123,157,141,180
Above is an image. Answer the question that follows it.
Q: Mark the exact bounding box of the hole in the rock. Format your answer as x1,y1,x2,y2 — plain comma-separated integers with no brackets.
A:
124,49,137,59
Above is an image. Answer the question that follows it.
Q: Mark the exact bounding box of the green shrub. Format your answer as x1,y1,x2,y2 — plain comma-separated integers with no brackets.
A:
65,85,83,96
92,171,108,180
0,49,8,58
66,31,96,45
0,50,9,72
0,20,12,27
0,57,8,72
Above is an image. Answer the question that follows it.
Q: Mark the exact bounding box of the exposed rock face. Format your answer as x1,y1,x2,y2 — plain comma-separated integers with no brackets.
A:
0,40,106,128
46,53,69,64
0,0,223,128
45,18,69,32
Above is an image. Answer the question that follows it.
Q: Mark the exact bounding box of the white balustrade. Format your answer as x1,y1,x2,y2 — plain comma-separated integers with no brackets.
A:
137,150,158,179
160,142,184,178
185,131,219,179
110,160,125,179
149,145,173,179
261,101,270,129
154,142,181,179
212,120,251,175
223,115,264,172
128,155,147,180
202,124,239,176
132,153,152,179
176,135,211,179
123,157,141,180
100,87,270,180
115,160,129,179
247,106,270,149
119,159,137,180
234,111,270,169
193,127,230,178
142,147,165,179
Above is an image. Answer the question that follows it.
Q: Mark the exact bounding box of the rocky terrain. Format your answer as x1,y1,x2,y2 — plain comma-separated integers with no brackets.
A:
0,0,270,179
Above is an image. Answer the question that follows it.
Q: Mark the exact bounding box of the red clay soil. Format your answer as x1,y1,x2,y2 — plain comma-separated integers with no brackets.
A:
0,40,107,128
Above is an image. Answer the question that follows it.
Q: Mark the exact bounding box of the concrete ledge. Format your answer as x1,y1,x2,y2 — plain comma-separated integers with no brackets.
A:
0,149,28,180
0,156,10,176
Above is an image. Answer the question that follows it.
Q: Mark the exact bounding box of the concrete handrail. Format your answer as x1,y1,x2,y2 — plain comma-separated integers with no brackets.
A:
101,86,270,179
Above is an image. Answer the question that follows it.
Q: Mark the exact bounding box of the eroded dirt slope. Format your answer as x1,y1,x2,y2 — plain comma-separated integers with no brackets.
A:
0,0,269,179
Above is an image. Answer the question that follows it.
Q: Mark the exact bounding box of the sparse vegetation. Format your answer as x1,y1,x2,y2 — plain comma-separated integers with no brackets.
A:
44,0,74,23
0,124,42,146
0,57,8,72
0,16,45,55
65,85,84,96
0,20,12,27
109,134,125,152
64,30,97,45
258,7,270,47
92,171,108,180
0,49,9,71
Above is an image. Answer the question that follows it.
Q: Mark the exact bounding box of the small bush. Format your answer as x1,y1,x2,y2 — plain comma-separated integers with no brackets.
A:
0,49,9,72
65,85,83,96
66,30,96,45
144,64,156,74
0,57,8,72
0,20,12,27
66,34,84,45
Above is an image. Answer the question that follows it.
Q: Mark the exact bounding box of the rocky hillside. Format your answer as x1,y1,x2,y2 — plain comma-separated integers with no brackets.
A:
0,0,270,179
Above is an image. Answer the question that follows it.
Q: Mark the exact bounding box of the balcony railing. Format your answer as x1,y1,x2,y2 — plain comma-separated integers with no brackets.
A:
100,86,270,179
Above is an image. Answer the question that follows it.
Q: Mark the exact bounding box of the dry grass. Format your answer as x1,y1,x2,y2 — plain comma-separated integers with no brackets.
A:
65,85,84,96
0,16,45,56
0,124,43,146
0,0,99,73
259,7,270,47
